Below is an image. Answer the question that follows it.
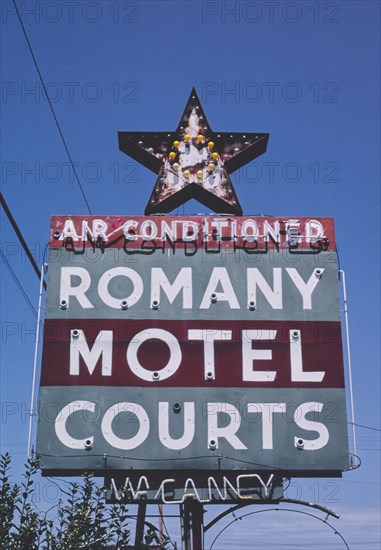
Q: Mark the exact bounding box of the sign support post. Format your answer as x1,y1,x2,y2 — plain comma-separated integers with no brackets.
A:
181,500,204,550
135,502,147,549
191,501,204,550
158,503,164,546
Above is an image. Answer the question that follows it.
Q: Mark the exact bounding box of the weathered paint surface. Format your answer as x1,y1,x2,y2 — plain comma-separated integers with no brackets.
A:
49,215,336,250
40,319,344,388
36,214,349,476
45,249,340,321
37,386,349,473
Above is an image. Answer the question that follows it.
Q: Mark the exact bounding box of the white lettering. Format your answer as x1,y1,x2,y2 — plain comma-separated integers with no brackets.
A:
242,330,277,382
285,219,301,243
207,403,247,450
161,220,177,241
241,219,259,241
294,402,329,450
247,403,286,449
286,268,323,309
98,267,143,308
92,219,108,241
70,329,113,376
290,329,325,382
123,220,138,241
200,267,240,309
141,220,158,240
109,474,274,504
60,267,93,308
263,220,280,243
247,268,282,309
55,217,328,247
187,329,232,379
306,219,324,242
236,473,275,499
151,267,192,308
211,219,229,241
154,479,176,503
208,476,239,500
121,477,149,500
109,473,276,503
182,478,202,502
127,328,182,381
59,219,79,240
101,402,150,450
55,400,94,449
182,221,198,241
158,402,195,450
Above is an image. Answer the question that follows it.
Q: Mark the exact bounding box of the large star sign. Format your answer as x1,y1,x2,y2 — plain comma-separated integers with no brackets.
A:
118,88,269,216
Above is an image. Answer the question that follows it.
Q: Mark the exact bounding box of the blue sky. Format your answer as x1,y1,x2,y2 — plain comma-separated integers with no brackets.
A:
1,1,380,548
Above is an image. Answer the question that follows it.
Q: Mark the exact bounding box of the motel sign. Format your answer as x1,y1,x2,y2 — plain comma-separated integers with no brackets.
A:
36,214,350,488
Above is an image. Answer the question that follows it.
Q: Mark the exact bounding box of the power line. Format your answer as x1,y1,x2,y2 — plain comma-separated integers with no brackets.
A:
1,192,47,289
0,248,38,318
351,422,381,433
12,0,92,216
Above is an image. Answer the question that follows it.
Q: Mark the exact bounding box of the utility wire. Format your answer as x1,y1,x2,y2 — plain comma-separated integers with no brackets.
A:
1,192,47,289
12,0,93,216
351,422,381,432
0,248,38,318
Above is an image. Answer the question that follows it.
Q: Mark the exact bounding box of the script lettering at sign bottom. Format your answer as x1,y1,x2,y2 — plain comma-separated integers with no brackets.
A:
105,472,283,504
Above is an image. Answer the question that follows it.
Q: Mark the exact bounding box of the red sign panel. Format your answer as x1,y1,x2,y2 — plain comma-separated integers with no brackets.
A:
41,319,344,388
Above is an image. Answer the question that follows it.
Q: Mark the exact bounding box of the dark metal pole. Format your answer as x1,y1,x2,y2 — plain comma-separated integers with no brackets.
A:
180,502,190,550
158,503,164,545
181,499,204,550
135,502,147,549
191,500,204,550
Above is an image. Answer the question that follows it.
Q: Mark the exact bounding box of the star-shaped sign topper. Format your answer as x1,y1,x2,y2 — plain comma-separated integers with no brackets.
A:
118,88,269,216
